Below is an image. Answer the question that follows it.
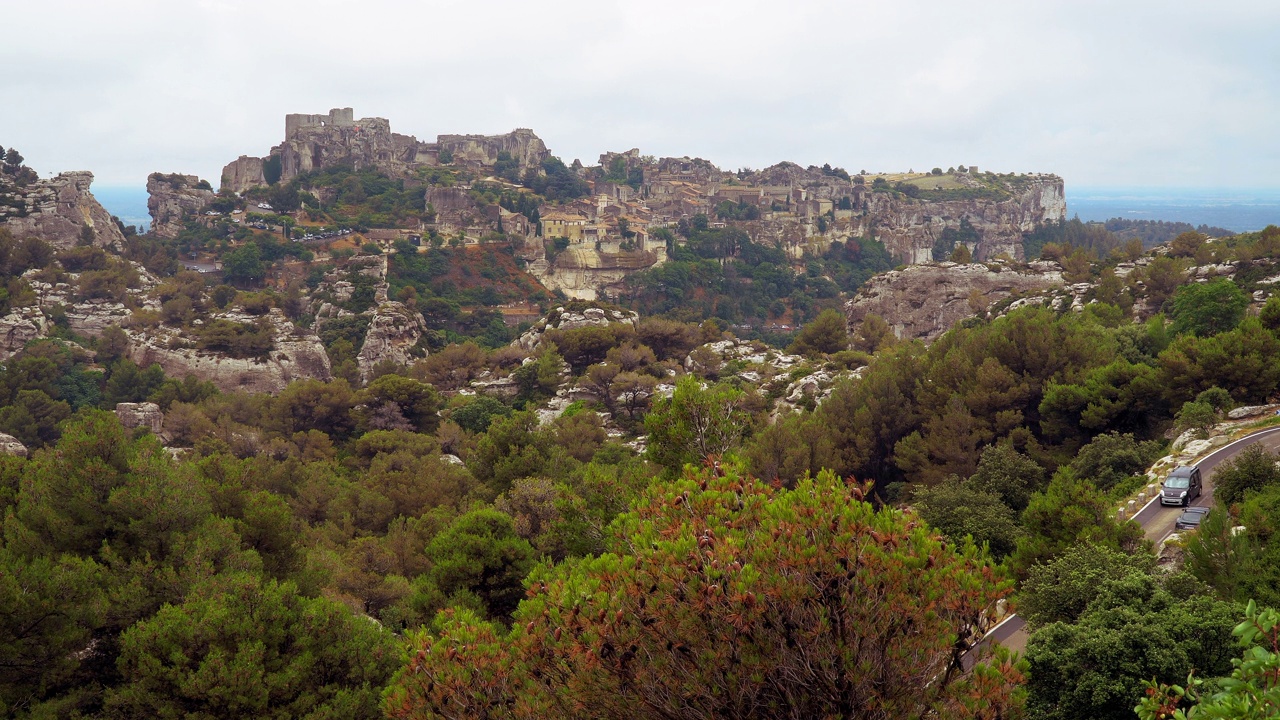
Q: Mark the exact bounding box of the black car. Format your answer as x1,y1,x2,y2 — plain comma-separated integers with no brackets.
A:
1161,466,1203,506
1174,506,1211,531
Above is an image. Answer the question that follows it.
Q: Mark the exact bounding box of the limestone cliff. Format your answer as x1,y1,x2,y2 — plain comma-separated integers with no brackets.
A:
436,128,549,171
0,171,126,250
844,261,1065,343
534,246,662,301
147,173,216,238
220,155,265,193
857,177,1066,263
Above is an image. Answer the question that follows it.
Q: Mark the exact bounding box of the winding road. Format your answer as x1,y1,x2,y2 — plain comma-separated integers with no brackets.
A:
966,425,1280,668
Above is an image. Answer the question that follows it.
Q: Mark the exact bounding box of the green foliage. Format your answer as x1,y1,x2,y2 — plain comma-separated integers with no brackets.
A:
385,467,1025,720
1177,400,1219,438
1068,431,1165,492
356,374,443,434
934,218,980,262
222,242,266,286
262,154,282,185
450,395,512,434
105,573,397,719
644,375,750,476
968,443,1046,512
0,546,106,715
913,478,1023,559
1170,278,1249,337
521,157,590,201
787,307,849,356
621,231,881,332
425,508,535,621
1023,218,1122,261
1012,470,1147,579
1136,600,1280,719
195,318,275,358
1026,574,1237,720
1157,318,1280,406
1184,503,1279,606
1019,543,1157,626
511,348,564,403
1214,444,1280,508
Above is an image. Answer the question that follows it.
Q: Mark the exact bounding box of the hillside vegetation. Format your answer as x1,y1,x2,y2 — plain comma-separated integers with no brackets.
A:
7,142,1280,716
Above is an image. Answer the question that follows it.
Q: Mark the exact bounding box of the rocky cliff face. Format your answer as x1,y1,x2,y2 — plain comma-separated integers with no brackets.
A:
533,247,662,301
0,171,127,250
147,173,216,238
436,129,549,171
220,155,265,193
856,177,1066,263
844,261,1065,343
277,116,423,184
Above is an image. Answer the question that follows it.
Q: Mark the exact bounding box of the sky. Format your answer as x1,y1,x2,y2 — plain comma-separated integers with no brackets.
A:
3,0,1279,190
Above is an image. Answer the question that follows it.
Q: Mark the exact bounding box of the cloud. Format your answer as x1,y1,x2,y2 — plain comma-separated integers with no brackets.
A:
3,0,1277,188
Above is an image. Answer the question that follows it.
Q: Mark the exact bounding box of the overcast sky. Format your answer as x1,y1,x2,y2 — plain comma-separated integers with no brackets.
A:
4,0,1278,190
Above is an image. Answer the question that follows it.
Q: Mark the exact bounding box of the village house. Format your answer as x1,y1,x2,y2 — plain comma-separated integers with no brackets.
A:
541,209,589,242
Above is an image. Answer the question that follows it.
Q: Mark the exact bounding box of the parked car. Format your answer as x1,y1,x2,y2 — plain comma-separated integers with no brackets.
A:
1161,466,1203,506
1174,506,1211,531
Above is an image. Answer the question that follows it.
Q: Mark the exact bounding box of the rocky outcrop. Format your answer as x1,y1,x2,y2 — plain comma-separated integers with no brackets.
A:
858,176,1065,263
220,156,265,194
514,306,640,352
845,261,1065,343
0,171,126,250
535,247,661,301
147,173,216,238
128,309,332,394
0,433,28,457
357,302,428,382
0,306,48,360
116,402,164,435
437,128,549,172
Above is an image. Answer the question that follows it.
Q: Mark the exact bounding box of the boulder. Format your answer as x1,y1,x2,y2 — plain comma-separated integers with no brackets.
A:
1227,404,1280,420
0,306,47,360
0,433,28,457
116,402,164,435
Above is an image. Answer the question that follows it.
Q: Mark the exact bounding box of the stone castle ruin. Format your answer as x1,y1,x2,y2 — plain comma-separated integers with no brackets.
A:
284,107,356,136
221,108,549,194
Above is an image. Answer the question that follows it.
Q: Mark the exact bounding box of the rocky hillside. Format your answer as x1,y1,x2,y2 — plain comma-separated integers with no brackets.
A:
205,109,1065,304
0,170,126,250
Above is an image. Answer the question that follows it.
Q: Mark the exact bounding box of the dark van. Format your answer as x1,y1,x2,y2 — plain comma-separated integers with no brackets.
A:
1161,466,1202,506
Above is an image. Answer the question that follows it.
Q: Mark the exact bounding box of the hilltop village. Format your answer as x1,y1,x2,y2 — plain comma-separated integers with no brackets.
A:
7,107,1280,719
209,108,1065,298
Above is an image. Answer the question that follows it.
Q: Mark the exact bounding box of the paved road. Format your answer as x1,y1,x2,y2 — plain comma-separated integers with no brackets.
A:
965,426,1280,670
